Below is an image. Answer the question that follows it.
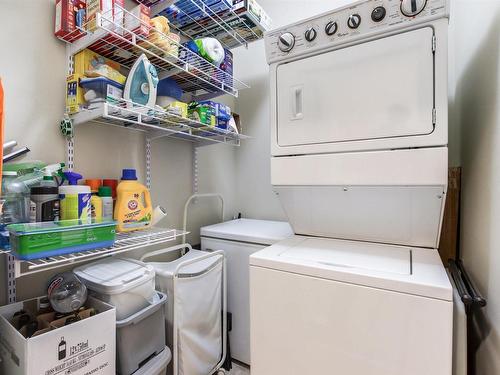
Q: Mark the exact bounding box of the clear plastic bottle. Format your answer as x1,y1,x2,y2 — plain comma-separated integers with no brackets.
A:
0,171,31,248
47,272,88,314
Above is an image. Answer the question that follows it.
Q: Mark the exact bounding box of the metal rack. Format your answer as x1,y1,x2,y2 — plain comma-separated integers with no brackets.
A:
59,4,249,99
149,0,268,49
71,99,249,146
1,228,187,278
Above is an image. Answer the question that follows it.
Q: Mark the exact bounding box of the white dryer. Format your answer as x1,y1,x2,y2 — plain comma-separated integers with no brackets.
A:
250,0,453,374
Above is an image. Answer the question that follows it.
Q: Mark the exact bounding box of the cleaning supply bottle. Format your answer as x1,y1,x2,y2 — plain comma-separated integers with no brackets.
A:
28,164,65,222
114,169,152,232
102,179,118,200
29,186,60,223
86,179,102,223
59,172,91,224
99,186,113,222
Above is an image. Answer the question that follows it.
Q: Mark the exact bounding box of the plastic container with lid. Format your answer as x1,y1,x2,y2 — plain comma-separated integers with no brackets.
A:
73,257,156,320
7,220,116,260
59,172,91,223
79,77,124,105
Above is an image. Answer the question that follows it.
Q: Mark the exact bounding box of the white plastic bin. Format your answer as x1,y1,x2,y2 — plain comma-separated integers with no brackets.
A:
116,292,167,375
74,258,156,320
133,347,171,375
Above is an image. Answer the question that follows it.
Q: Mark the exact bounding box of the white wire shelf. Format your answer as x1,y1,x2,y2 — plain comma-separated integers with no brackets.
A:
59,5,248,99
0,227,187,278
71,99,250,146
147,0,270,49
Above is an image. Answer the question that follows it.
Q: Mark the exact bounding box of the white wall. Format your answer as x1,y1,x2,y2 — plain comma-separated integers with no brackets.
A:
0,0,201,304
229,0,356,221
453,1,500,374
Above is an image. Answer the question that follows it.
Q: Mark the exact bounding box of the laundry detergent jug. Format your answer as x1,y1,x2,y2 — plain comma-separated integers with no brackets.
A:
114,169,152,232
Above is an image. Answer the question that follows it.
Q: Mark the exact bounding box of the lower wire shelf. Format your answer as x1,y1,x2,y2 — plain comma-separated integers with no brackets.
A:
70,99,250,146
1,227,188,278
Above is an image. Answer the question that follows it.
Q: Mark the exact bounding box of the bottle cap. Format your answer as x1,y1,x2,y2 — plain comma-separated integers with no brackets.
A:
63,172,83,185
121,169,138,181
85,179,102,192
98,186,112,197
103,179,118,199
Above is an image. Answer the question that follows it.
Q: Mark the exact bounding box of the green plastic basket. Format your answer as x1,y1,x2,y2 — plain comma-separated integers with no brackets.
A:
7,220,117,260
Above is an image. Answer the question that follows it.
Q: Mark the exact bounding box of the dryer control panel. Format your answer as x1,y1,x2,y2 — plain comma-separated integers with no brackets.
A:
265,0,448,63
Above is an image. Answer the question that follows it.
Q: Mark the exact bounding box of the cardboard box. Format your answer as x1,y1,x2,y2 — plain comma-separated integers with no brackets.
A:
55,0,85,42
66,74,85,114
113,0,125,35
87,0,113,32
73,49,122,77
0,296,116,375
124,4,150,39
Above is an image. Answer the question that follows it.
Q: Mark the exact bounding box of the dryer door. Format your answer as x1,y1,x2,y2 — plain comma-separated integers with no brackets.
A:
276,27,435,147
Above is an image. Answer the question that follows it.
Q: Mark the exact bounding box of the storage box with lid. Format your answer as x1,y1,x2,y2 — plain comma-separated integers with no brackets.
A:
74,258,156,320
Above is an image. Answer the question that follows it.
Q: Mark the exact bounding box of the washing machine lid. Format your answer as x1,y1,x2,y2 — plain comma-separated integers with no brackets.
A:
250,236,452,301
200,219,294,245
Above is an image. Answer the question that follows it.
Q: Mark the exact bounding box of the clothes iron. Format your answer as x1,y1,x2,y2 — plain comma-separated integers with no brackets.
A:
124,54,159,108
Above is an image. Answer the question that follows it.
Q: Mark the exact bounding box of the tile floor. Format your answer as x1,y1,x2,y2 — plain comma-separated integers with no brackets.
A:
228,362,250,374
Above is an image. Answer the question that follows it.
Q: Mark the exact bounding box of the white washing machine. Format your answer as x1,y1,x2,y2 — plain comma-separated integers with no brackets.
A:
250,0,453,374
200,219,293,365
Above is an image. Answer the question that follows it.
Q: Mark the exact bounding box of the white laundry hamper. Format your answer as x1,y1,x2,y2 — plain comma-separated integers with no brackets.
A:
141,244,227,375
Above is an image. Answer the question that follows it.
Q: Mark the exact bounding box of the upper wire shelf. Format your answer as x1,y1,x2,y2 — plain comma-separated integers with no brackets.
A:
0,227,188,278
71,98,250,146
132,0,270,50
149,0,270,49
59,5,248,99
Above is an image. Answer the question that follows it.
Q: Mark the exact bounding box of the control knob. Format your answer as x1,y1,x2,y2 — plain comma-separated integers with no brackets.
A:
371,6,386,22
305,27,317,42
401,0,427,17
278,32,295,52
347,14,362,29
325,21,338,36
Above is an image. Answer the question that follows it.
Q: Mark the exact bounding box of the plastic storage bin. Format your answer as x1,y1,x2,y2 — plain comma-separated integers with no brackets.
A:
7,220,116,260
74,258,156,320
79,77,124,104
116,292,167,375
133,347,171,375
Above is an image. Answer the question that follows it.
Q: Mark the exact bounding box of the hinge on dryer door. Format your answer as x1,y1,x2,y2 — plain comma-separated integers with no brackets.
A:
432,108,437,125
432,35,436,52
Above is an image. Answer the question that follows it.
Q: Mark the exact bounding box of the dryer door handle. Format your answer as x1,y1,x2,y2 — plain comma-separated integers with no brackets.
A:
291,85,304,120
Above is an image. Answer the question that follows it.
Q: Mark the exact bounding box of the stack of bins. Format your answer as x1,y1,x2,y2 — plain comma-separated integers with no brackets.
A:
74,258,171,374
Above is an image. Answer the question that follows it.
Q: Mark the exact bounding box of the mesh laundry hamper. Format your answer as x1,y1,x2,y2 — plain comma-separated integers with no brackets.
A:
141,244,227,375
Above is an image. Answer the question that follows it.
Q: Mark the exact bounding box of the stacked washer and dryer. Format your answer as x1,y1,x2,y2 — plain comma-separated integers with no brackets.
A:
250,0,453,374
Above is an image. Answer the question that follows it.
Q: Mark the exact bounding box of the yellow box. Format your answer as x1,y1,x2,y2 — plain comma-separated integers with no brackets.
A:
168,101,188,118
66,74,85,114
73,49,121,77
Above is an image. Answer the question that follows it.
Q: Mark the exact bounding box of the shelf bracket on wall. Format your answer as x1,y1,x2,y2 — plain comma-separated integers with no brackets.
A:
146,138,152,190
192,146,199,196
6,255,16,304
